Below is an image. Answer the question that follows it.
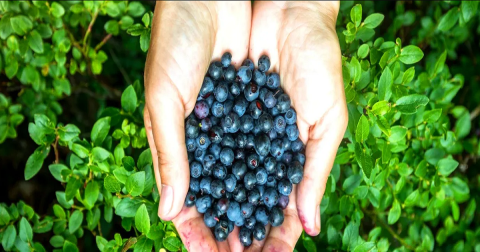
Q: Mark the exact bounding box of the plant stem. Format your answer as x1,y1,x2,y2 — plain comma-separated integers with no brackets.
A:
95,34,112,51
52,135,59,164
83,11,98,52
470,103,480,121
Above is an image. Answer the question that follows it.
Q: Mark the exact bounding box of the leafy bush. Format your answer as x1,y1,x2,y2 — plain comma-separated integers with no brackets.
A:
1,1,479,251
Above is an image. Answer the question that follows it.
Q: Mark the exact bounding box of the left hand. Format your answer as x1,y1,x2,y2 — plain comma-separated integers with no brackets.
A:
247,2,348,250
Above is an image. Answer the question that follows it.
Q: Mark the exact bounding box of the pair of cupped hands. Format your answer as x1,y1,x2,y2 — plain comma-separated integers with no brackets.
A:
143,1,347,251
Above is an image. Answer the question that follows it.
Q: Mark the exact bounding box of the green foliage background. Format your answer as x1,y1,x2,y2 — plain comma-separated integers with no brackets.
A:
0,1,479,251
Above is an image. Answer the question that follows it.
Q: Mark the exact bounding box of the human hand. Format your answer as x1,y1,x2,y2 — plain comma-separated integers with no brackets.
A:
248,1,347,250
144,2,251,251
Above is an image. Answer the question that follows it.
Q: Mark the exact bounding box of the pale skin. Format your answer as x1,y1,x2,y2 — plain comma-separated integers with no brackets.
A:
144,1,347,251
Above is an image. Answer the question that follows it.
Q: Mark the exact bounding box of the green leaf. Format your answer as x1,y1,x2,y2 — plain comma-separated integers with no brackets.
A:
63,240,79,252
135,204,150,234
65,176,82,201
10,15,33,36
104,175,122,193
388,200,401,224
84,181,99,209
58,124,80,142
342,221,359,250
461,1,478,22
19,217,32,242
56,192,74,209
405,189,419,206
357,44,369,59
142,13,151,27
454,112,471,139
355,115,369,143
137,148,153,169
0,205,11,225
140,30,150,52
433,51,447,76
123,156,135,171
48,164,69,182
402,66,415,84
437,8,459,32
425,148,445,165
147,224,165,240
363,13,384,29
91,60,102,74
399,45,424,64
378,66,392,101
395,94,429,114
349,57,361,83
121,85,137,113
437,158,459,176
120,16,134,30
49,235,64,248
25,146,50,180
388,126,407,142
115,198,143,217
96,236,108,251
105,2,120,17
2,225,16,251
91,117,111,146
28,30,44,53
92,147,110,162
53,78,71,95
163,236,182,252
104,20,119,35
303,236,317,252
126,171,145,196
126,24,146,36
53,204,66,219
372,101,391,116
353,242,375,252
68,210,83,234
134,236,153,252
51,2,65,18
423,109,442,123
128,1,146,17
350,4,362,27
5,59,18,79
354,143,373,178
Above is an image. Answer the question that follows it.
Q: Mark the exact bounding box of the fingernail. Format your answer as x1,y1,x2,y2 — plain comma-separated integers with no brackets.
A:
315,205,321,234
159,184,174,219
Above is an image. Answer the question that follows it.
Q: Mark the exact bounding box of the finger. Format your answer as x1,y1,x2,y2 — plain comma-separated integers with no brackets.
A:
144,107,161,193
262,187,303,252
296,104,347,236
173,206,219,252
245,225,271,252
227,227,244,252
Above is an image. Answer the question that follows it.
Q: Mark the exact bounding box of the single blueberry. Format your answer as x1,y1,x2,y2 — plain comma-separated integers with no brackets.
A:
291,138,304,152
233,96,249,117
215,198,229,215
249,101,264,119
266,175,277,188
274,116,286,133
282,151,293,165
224,174,237,193
278,195,290,209
211,179,226,199
213,163,227,179
221,52,232,67
236,66,252,84
196,133,211,150
185,117,199,139
229,82,241,96
244,217,256,229
212,101,224,118
258,55,271,72
233,185,247,203
234,148,245,160
244,83,260,102
219,148,234,166
235,134,247,148
239,227,253,247
224,65,236,82
204,208,219,227
200,117,212,132
275,162,287,180
246,153,260,169
258,113,274,133
270,139,284,158
194,148,206,162
221,135,235,149
195,195,212,213
224,99,234,115
286,124,299,141
256,167,268,185
293,153,306,165
208,143,222,160
264,157,277,175
266,73,280,89
227,201,241,222
186,138,197,152
253,69,267,86
244,172,257,190
189,177,200,193
214,82,229,102
263,187,279,208
208,61,223,80
199,177,212,195
253,223,266,241
239,114,254,133
185,191,196,207
254,206,270,225
194,100,210,120
269,206,284,227
285,108,297,125
214,222,228,241
277,178,293,196
190,161,202,178
232,161,247,180
247,188,261,205
288,161,304,184
263,91,277,108
208,126,224,144
281,137,291,151
242,59,255,71
276,94,291,113
254,134,271,157
200,77,215,97
241,202,255,218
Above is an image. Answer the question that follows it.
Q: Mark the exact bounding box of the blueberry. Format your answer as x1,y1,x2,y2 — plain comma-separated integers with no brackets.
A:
214,222,228,242
245,134,256,149
205,94,215,108
235,148,245,160
249,101,264,119
236,66,252,84
212,101,224,118
195,195,212,213
254,206,269,225
263,187,279,208
270,139,284,158
196,133,211,150
253,69,267,86
253,223,266,241
200,117,212,132
215,198,229,215
185,191,196,207
214,82,229,102
199,177,212,195
185,117,200,139
269,106,280,116
219,148,234,166
286,124,299,141
244,172,257,190
208,143,222,160
235,134,247,148
244,83,260,102
208,126,224,144
277,179,292,196
258,113,273,133
233,96,249,117
202,166,213,177
281,137,291,151
268,129,278,140
291,138,304,152
202,153,215,168
256,168,268,185
189,177,200,193
224,65,236,82
227,220,234,233
222,112,240,133
244,217,256,229
224,100,234,115
242,59,255,71
239,227,253,247
264,157,277,175
224,174,237,192
200,77,215,97
276,94,291,113
269,206,284,227
186,138,197,152
211,179,226,199
221,135,235,148
278,195,289,209
188,151,194,163
282,151,293,165
239,115,254,133
258,55,271,72
247,188,261,205
204,208,219,227
229,82,241,97
227,201,241,222
232,161,247,180
213,163,227,179
288,161,304,184
263,91,277,108
221,52,232,67
274,116,286,133
233,185,247,203
194,100,209,119
190,161,203,178
293,152,306,165
275,162,287,180
252,123,262,135
241,202,255,218
235,216,245,227
266,73,280,89
208,61,223,80
194,148,206,162
246,153,260,169
284,108,297,125
266,175,277,188
256,185,265,198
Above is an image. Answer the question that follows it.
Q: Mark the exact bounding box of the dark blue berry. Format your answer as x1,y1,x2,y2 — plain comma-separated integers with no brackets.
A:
288,161,304,184
222,112,240,133
214,222,228,241
281,137,291,151
221,52,232,67
263,91,277,108
185,117,200,139
244,83,260,102
254,134,271,157
239,227,252,247
224,100,234,115
235,148,245,160
186,138,197,152
233,96,249,117
215,198,229,215
253,69,267,86
270,139,284,158
269,106,280,116
200,77,215,97
291,138,304,152
258,55,271,72
236,66,252,84
199,177,212,195
253,223,266,241
249,101,264,119
263,187,279,208
196,133,211,150
274,116,286,133
211,179,226,199
247,188,261,205
226,201,241,222
221,135,235,148
190,161,202,178
239,115,254,133
229,82,241,96
277,179,292,196
204,208,219,227
282,151,293,165
241,202,255,218
276,94,291,113
269,206,284,227
245,134,255,149
213,164,227,179
208,143,222,160
235,134,247,148
285,108,297,125
208,61,223,80
266,175,277,188
212,101,224,117
275,162,287,180
293,153,306,165
195,195,212,213
200,117,212,132
258,113,273,133
286,124,299,141
214,82,229,102
242,59,255,71
233,185,247,203
246,153,260,169
256,168,268,185
264,157,277,175
208,126,224,144
194,148,206,162
254,206,269,225
224,174,237,192
244,172,257,190
219,148,234,166
235,216,245,227
232,161,247,180
266,73,280,89
268,129,278,140
185,191,196,207
223,64,236,82
244,217,256,229
189,177,200,193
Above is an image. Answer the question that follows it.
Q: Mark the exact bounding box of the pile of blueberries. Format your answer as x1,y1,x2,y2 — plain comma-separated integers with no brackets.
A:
184,53,305,246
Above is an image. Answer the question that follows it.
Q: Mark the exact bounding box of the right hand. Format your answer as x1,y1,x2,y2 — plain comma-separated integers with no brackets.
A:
144,2,251,251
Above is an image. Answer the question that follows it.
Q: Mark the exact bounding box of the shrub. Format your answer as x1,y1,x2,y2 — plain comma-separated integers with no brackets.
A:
0,1,479,251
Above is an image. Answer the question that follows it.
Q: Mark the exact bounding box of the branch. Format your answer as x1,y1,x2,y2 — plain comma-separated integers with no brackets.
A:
94,34,112,51
83,11,99,51
52,135,59,164
470,103,480,121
